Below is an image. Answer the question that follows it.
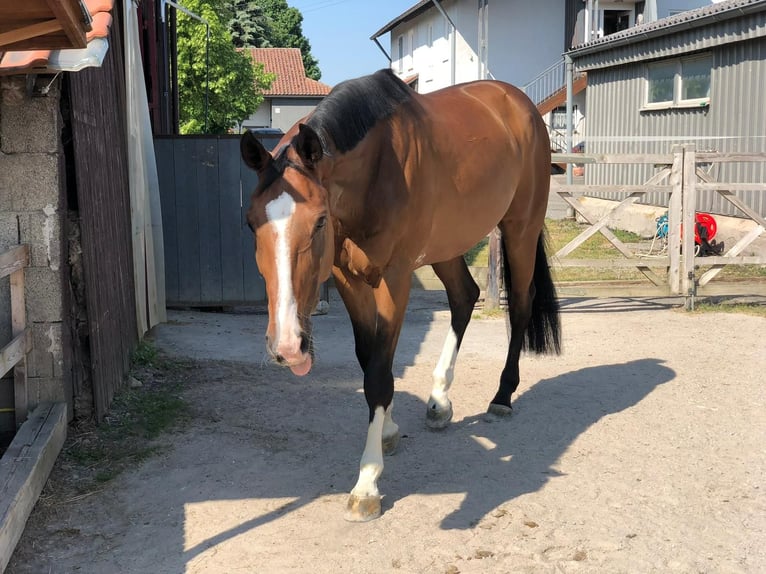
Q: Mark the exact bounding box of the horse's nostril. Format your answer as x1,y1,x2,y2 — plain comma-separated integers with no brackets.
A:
299,336,310,354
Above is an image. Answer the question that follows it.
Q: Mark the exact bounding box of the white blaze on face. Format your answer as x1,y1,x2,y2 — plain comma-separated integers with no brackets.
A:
265,192,301,358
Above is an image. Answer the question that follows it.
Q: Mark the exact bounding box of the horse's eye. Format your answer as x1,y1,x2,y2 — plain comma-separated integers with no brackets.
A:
314,216,327,233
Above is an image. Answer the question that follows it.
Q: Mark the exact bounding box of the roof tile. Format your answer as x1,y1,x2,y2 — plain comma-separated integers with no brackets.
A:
247,48,332,96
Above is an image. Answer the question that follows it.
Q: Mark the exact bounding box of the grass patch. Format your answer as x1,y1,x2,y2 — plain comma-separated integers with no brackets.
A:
464,237,489,267
688,300,766,318
57,341,192,497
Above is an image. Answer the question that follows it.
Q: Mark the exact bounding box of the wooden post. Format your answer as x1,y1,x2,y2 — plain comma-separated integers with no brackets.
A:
668,146,684,294
10,260,29,427
681,144,697,310
485,229,502,310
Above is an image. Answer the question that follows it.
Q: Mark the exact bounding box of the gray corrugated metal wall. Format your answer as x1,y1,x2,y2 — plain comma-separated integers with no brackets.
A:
584,37,766,218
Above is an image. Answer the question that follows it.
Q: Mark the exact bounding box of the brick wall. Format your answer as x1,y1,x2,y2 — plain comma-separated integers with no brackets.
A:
0,76,66,430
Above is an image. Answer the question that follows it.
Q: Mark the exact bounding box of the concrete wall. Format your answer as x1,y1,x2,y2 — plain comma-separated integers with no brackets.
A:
0,76,66,429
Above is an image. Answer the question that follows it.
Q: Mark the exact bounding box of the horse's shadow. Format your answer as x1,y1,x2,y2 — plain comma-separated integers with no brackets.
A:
383,358,675,530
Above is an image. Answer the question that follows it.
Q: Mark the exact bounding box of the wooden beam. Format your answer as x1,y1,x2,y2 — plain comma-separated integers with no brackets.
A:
0,403,68,574
0,19,62,49
0,245,29,281
0,329,31,380
46,0,89,48
11,262,29,425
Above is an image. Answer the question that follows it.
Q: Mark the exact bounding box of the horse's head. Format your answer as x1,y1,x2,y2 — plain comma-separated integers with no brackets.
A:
241,125,334,376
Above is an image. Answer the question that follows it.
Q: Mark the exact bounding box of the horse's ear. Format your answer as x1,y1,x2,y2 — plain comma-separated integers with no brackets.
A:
240,130,272,173
295,124,323,169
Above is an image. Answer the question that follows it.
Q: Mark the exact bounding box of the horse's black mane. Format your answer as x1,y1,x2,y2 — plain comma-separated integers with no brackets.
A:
306,68,415,154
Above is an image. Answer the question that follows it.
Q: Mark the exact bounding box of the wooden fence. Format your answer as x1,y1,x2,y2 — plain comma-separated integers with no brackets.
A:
0,245,31,427
0,244,67,573
546,145,766,307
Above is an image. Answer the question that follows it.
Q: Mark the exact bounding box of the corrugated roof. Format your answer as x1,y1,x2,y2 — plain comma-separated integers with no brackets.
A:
0,0,113,75
568,0,766,57
247,48,331,96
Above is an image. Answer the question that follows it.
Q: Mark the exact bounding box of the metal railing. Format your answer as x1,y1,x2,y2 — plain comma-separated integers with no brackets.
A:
522,58,566,106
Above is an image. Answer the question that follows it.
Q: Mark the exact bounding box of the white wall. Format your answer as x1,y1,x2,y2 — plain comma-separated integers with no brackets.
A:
486,0,566,88
657,0,714,19
389,0,566,93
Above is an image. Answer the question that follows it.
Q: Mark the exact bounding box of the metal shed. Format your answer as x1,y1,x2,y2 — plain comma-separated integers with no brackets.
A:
566,0,766,218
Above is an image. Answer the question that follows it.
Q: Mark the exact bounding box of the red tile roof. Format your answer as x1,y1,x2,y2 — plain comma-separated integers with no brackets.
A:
0,0,113,75
247,48,331,96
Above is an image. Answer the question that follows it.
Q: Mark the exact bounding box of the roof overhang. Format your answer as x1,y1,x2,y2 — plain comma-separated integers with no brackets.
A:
567,0,766,62
0,0,93,51
370,0,434,40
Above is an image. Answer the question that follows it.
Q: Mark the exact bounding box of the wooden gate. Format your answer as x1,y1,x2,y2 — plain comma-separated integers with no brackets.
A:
155,135,279,307
548,146,766,306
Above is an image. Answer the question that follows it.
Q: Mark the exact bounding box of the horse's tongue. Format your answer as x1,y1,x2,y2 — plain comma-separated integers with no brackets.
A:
290,356,312,377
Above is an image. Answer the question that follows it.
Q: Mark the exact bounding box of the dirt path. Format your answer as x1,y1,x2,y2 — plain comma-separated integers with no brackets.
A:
8,292,766,573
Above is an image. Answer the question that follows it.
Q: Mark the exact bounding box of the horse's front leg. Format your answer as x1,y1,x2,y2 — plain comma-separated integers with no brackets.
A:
333,265,411,522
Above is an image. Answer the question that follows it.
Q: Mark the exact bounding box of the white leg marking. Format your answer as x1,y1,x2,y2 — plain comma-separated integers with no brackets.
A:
265,192,301,356
429,327,459,410
351,406,385,498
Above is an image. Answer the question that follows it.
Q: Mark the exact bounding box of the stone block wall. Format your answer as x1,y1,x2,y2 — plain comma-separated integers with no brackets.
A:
0,76,66,429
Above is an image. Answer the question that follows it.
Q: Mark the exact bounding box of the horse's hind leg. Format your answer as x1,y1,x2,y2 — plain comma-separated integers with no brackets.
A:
427,257,480,429
488,224,538,416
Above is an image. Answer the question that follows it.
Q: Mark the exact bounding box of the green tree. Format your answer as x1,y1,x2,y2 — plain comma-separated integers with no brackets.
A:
176,0,274,134
256,0,321,80
226,0,271,48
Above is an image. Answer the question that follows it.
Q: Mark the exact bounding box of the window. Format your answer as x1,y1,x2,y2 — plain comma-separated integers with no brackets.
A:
397,36,404,73
646,55,712,109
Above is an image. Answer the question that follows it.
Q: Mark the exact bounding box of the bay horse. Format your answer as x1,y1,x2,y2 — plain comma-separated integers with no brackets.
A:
240,69,560,522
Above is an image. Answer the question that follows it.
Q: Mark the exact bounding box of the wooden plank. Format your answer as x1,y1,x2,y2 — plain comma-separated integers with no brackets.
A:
0,245,29,280
552,258,670,268
155,138,179,303
696,183,766,193
549,183,672,194
46,0,88,48
486,229,501,309
219,138,245,303
175,138,202,304
551,153,673,165
0,403,67,574
10,261,28,425
696,152,766,163
668,147,684,294
681,146,697,299
698,225,766,286
0,19,61,48
554,282,672,298
0,330,31,380
197,139,223,303
695,255,766,265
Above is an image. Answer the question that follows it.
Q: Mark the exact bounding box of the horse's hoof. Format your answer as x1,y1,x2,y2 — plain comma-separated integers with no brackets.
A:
344,494,382,522
426,401,453,430
485,403,513,420
382,431,400,455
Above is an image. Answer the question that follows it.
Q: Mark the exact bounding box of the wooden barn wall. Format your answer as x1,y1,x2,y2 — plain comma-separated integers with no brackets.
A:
583,36,766,219
67,7,138,421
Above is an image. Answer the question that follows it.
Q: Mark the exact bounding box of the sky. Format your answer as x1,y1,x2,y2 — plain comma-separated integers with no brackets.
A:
288,0,417,87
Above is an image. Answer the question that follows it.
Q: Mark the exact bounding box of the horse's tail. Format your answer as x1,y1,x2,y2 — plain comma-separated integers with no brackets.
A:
501,229,561,354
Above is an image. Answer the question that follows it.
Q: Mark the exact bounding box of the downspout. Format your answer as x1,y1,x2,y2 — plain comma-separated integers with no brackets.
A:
565,53,574,185
431,0,456,85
